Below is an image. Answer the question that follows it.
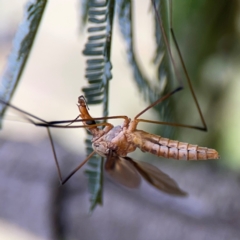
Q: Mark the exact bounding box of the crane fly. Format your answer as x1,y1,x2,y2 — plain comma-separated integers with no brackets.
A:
75,95,219,195
0,0,219,202
0,92,219,197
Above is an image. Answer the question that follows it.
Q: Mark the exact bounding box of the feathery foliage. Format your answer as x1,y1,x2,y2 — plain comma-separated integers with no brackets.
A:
81,0,115,212
117,0,178,138
0,0,181,211
0,0,48,127
81,0,177,211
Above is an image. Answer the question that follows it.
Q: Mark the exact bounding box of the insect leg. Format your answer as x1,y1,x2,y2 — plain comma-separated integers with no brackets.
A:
133,1,208,131
167,0,207,131
0,99,101,184
46,127,63,183
61,151,96,185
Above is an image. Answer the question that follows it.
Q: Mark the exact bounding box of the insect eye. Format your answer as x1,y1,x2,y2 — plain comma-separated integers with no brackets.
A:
86,120,96,125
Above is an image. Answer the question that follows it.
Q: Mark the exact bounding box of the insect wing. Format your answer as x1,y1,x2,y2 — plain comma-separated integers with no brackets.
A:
105,155,141,188
125,157,187,196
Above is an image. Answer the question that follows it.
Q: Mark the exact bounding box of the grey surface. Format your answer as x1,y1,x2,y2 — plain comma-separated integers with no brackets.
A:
0,139,239,240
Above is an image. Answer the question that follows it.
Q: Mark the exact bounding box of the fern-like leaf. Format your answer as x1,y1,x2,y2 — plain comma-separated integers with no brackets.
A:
81,0,180,211
84,138,104,212
117,0,176,136
81,0,115,212
0,0,48,127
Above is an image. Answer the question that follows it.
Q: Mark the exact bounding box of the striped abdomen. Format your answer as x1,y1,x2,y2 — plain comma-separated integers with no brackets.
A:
129,131,219,160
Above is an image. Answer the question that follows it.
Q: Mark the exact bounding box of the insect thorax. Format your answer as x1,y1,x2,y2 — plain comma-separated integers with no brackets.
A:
92,125,137,157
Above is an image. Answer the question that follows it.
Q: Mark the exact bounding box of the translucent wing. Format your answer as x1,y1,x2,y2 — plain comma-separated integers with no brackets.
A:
105,154,141,188
124,157,187,196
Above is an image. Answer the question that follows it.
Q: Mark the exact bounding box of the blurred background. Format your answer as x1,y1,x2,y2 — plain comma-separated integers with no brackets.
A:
0,0,240,239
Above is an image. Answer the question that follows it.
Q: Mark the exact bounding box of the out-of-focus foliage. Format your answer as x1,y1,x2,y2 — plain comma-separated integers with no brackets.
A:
81,0,115,212
169,0,240,169
0,4,240,240
0,0,48,126
1,0,239,213
80,0,183,211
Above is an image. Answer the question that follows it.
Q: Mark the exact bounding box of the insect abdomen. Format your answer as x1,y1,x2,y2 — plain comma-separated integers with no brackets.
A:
145,139,218,160
130,131,219,160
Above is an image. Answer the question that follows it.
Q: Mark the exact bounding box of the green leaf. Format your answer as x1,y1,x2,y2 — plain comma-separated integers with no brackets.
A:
117,0,176,136
81,0,116,212
0,0,48,127
84,137,104,212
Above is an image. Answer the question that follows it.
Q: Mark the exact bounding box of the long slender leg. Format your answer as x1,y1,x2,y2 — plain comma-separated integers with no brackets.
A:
61,151,96,185
168,0,207,131
134,88,205,131
134,86,182,119
0,98,49,125
65,115,80,127
47,116,130,126
46,127,63,183
151,0,183,87
0,99,131,184
134,1,207,131
0,99,129,129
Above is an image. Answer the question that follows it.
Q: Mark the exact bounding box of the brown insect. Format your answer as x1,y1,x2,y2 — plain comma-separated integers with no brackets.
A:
0,94,219,196
0,0,219,200
68,95,219,195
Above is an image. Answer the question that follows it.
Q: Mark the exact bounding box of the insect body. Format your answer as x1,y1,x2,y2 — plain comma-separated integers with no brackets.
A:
0,94,219,196
92,120,218,161
77,95,219,195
